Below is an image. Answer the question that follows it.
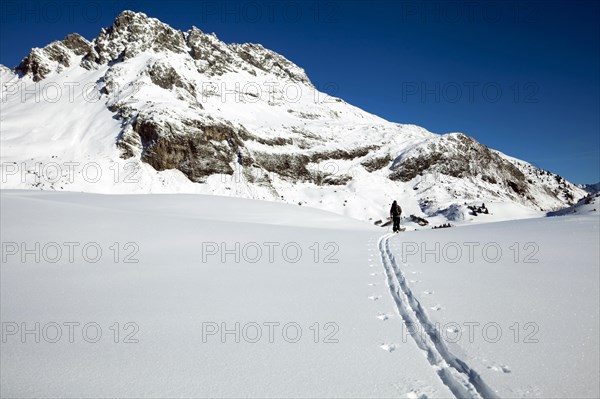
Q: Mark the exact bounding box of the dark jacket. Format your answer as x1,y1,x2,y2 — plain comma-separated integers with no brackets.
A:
390,202,402,218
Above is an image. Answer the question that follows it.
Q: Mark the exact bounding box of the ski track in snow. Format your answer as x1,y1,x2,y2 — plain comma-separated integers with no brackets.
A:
377,233,498,399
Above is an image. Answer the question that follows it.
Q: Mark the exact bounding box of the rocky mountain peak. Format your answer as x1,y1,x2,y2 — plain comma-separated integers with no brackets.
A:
11,10,312,87
81,10,187,67
230,42,312,86
62,33,92,56
185,26,243,75
15,33,91,81
183,24,311,85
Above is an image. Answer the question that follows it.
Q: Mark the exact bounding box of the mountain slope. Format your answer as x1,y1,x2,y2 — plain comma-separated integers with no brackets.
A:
577,182,600,193
0,11,586,222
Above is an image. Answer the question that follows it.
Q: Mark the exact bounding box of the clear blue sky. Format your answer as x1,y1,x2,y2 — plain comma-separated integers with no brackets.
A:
1,0,598,184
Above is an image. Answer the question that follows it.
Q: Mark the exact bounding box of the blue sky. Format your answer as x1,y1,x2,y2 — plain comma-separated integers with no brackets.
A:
1,0,598,184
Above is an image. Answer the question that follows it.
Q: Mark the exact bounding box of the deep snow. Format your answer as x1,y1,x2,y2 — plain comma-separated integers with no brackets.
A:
1,190,598,398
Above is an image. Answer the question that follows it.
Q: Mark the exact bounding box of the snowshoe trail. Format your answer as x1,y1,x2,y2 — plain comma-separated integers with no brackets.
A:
377,233,498,399
376,312,391,321
380,343,397,352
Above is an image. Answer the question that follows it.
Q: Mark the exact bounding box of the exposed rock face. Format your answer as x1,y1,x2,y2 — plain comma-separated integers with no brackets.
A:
117,115,245,182
361,155,392,172
82,11,187,67
141,120,239,182
231,43,313,86
15,49,51,81
63,33,93,56
253,152,312,182
387,133,580,207
146,60,197,99
117,109,373,186
12,10,313,85
390,134,524,184
186,27,242,75
15,34,92,81
389,133,529,196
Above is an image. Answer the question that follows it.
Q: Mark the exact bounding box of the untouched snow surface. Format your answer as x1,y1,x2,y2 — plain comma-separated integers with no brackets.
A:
1,190,598,398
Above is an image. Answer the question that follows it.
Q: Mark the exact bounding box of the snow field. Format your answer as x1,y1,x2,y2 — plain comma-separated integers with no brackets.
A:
1,190,452,398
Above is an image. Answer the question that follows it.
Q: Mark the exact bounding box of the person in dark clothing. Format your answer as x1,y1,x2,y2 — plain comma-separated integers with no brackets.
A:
390,200,402,233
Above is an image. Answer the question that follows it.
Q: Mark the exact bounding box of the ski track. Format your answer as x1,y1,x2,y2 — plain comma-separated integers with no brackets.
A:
377,233,498,399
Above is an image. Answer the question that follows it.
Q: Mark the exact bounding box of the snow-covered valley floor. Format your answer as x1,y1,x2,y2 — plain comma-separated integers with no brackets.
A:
1,190,598,398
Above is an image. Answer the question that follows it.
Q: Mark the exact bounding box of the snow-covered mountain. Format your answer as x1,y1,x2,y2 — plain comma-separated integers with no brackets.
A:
0,11,586,222
548,191,599,216
577,182,600,193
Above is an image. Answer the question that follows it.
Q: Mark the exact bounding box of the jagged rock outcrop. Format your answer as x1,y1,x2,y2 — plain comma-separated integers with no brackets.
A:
390,133,527,190
231,43,312,86
387,133,581,207
186,27,242,76
15,34,91,81
145,59,198,103
361,155,392,172
117,114,247,182
81,11,187,68
389,133,532,200
63,33,93,56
